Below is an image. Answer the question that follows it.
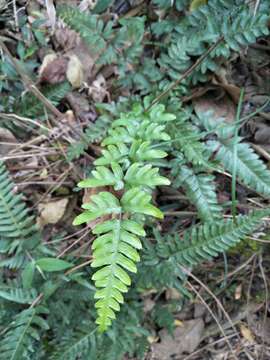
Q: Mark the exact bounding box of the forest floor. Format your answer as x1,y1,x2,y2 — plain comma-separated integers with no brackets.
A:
1,1,270,359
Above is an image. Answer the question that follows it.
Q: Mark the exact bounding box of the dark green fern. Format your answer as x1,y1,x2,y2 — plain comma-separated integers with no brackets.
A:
0,161,40,268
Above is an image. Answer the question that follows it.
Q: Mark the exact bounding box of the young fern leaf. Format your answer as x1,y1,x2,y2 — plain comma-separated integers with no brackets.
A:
73,103,173,331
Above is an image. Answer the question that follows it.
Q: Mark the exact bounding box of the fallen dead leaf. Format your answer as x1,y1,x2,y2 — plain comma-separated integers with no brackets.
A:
174,319,183,327
193,92,236,124
165,287,181,300
45,0,56,30
88,74,109,102
214,71,241,104
0,127,17,155
152,318,204,360
240,324,255,343
38,198,69,227
79,0,97,11
67,55,84,89
234,284,242,300
38,53,57,77
39,56,68,85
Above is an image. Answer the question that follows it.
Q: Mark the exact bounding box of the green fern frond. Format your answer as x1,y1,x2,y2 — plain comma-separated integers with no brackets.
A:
0,307,49,360
208,138,270,197
51,329,97,360
158,0,269,85
17,81,70,119
58,5,109,54
0,254,26,269
0,286,37,304
95,143,129,166
165,210,269,267
67,115,111,161
0,162,40,257
175,166,222,222
73,102,172,331
140,210,269,292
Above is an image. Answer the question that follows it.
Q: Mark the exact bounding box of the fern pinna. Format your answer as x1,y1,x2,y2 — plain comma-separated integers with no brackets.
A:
73,101,174,331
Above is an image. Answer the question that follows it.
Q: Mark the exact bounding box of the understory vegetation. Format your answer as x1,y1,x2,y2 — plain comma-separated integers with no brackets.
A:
1,0,270,359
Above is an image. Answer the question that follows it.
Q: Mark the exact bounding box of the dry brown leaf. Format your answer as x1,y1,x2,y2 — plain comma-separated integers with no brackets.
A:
45,0,56,30
214,73,241,104
79,0,98,11
152,318,204,360
240,324,255,343
38,198,69,227
165,288,181,300
234,283,242,300
39,56,68,85
67,55,84,89
54,28,96,83
88,74,109,102
193,92,236,124
38,53,57,77
0,127,17,156
54,27,79,52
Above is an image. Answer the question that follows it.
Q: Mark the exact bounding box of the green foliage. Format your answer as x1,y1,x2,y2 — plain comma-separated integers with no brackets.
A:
58,5,144,73
16,81,71,119
67,115,111,161
1,1,270,359
73,102,173,331
210,138,270,197
0,161,40,262
175,166,222,222
0,307,49,360
157,0,269,85
140,210,269,293
195,110,270,198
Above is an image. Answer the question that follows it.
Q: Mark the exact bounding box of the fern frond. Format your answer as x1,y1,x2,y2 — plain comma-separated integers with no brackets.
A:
58,5,109,54
0,286,37,304
124,163,170,188
17,81,70,119
0,162,40,257
51,329,97,360
140,210,269,291
208,139,270,197
74,102,172,331
95,143,129,166
0,307,49,360
175,166,222,222
165,210,269,267
67,115,111,161
158,0,269,85
168,117,212,167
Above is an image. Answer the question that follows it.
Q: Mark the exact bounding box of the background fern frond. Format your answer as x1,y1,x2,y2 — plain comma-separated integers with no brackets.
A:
0,161,40,259
208,139,270,197
16,81,70,119
0,307,49,360
140,210,269,293
175,166,222,222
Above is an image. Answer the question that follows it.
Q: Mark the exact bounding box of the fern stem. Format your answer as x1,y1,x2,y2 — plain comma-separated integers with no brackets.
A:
231,88,245,220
